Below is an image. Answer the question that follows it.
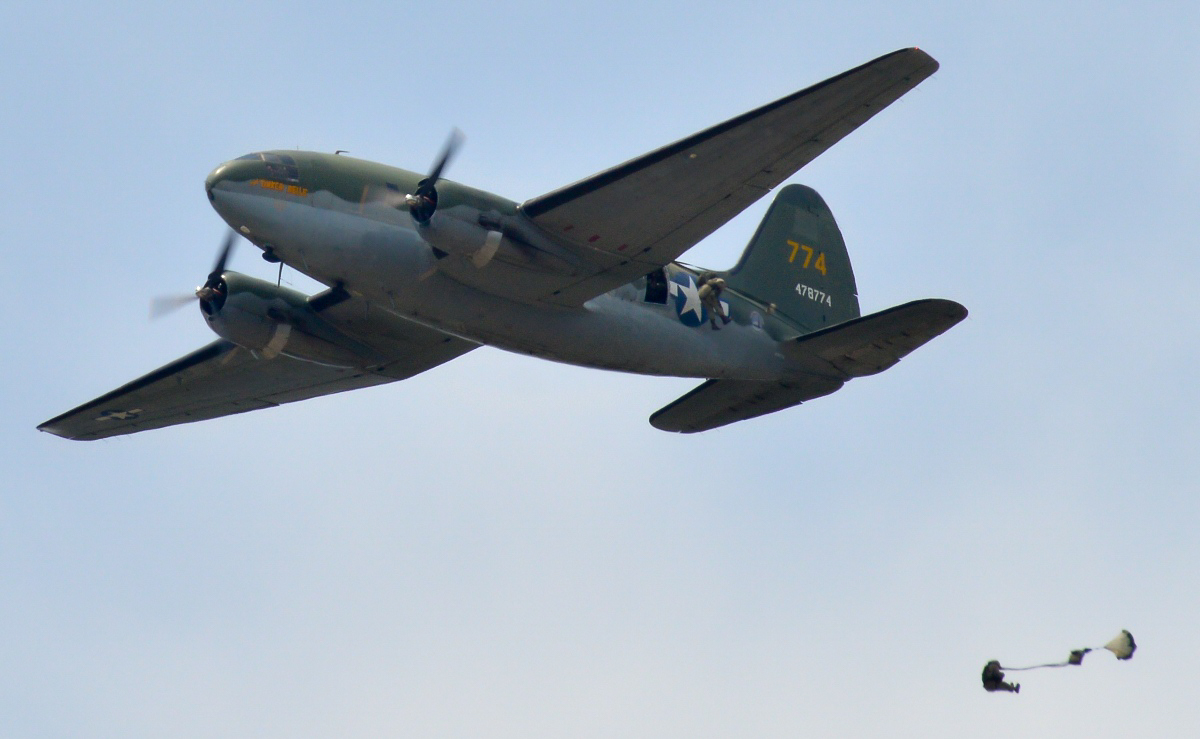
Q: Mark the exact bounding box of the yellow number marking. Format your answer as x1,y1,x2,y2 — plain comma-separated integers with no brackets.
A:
785,239,826,275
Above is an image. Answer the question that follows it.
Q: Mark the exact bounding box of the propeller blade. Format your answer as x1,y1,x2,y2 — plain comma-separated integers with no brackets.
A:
424,128,464,190
153,230,239,320
149,293,197,320
408,129,465,223
209,230,237,280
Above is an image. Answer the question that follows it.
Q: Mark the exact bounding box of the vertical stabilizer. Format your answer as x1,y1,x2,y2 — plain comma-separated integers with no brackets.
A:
721,184,859,331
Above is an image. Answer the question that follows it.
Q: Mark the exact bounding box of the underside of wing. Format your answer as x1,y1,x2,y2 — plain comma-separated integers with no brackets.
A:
650,376,845,434
521,48,939,306
39,296,476,441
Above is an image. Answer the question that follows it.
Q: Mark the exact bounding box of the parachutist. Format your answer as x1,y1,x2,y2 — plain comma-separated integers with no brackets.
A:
981,661,1019,693
698,273,731,330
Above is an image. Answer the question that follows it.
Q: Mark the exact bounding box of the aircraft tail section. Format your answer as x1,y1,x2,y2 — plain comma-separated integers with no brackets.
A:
650,298,966,433
721,184,860,331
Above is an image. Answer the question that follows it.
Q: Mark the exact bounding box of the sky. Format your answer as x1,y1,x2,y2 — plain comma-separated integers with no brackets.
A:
3,1,1199,736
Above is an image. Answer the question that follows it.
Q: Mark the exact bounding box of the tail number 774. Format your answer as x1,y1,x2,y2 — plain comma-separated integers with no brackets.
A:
787,240,827,275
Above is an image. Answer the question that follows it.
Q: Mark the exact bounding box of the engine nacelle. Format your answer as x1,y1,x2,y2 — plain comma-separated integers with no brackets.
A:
201,272,374,367
419,210,509,268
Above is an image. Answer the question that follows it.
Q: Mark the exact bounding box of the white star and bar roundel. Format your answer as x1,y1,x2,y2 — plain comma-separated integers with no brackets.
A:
95,409,142,421
668,273,729,328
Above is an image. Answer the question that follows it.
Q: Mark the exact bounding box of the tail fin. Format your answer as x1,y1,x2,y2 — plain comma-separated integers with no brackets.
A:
721,184,859,331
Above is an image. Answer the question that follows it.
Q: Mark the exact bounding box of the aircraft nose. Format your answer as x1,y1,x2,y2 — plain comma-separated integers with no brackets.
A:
206,154,266,201
205,163,228,201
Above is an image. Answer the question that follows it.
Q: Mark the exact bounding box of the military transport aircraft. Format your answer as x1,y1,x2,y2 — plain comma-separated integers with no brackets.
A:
39,48,966,440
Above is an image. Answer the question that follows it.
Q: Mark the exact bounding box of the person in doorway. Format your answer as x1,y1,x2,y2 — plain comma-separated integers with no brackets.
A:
697,273,731,330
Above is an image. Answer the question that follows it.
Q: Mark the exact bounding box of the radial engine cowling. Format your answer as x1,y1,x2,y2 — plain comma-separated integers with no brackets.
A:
200,272,373,367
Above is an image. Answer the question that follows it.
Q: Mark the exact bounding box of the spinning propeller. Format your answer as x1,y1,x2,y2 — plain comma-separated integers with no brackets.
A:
405,129,463,223
150,230,238,319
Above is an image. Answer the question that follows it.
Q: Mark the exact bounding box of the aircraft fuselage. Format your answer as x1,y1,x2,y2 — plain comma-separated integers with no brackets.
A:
207,150,799,381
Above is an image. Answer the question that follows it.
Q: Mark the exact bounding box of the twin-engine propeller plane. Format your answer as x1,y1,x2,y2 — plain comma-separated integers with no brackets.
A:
39,48,966,440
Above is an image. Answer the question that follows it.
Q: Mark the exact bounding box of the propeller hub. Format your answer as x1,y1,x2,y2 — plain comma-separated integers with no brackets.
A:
150,230,238,320
406,129,462,224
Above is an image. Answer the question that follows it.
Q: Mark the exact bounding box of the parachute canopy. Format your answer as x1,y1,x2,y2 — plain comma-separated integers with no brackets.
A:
982,629,1136,694
1105,629,1136,660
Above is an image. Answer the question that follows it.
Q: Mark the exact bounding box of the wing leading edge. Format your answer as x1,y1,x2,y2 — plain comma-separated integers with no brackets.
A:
39,297,477,440
522,48,939,306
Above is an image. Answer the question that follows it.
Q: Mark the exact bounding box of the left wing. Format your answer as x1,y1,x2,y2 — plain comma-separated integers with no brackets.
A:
39,298,476,440
521,48,939,306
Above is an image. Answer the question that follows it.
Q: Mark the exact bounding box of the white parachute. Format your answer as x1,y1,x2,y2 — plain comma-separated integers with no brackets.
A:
1104,629,1137,660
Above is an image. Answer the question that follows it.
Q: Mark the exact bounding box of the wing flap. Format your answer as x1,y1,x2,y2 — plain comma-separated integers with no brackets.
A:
522,48,939,305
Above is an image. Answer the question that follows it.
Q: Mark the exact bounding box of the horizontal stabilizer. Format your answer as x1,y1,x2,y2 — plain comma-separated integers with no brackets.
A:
650,298,966,433
650,376,844,433
786,298,967,378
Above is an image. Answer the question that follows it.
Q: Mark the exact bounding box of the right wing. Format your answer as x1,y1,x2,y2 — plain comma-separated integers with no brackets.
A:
39,296,477,441
521,48,939,306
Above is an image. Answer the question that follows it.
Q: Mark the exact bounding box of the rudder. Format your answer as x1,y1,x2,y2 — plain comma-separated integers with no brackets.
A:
721,184,859,331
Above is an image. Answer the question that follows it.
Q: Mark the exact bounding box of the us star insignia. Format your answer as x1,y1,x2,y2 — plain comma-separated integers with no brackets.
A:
669,275,704,325
96,409,142,421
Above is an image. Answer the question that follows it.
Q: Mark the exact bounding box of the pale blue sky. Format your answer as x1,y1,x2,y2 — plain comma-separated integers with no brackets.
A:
4,1,1198,736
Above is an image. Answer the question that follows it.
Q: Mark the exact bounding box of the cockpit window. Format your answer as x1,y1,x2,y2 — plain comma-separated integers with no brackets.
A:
262,153,300,183
234,152,300,183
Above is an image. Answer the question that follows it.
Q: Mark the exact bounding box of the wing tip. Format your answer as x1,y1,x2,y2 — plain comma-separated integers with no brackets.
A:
36,421,86,441
916,296,968,318
899,46,939,70
648,413,703,434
